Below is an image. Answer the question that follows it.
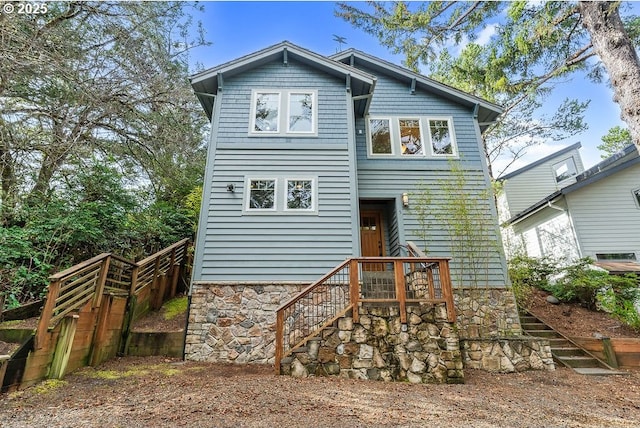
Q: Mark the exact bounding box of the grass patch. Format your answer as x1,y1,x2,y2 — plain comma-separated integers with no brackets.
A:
163,296,188,321
33,379,68,394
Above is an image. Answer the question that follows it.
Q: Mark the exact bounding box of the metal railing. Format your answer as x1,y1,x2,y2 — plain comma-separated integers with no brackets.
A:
275,243,455,373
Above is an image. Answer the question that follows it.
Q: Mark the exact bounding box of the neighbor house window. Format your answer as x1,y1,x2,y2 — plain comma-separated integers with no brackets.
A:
247,179,276,210
369,118,393,154
634,188,640,207
553,158,578,183
250,90,317,136
428,119,456,156
286,179,314,210
399,119,423,155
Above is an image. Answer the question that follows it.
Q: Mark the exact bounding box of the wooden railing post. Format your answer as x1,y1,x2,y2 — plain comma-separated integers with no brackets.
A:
275,310,284,375
394,260,407,324
93,255,111,308
349,259,359,324
35,279,61,349
440,260,456,322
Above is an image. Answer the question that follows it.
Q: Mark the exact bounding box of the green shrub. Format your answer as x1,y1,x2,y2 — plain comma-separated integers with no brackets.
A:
508,254,557,305
596,274,640,330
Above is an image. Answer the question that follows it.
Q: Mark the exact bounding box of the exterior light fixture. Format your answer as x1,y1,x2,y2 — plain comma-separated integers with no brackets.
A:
227,183,235,192
402,192,409,207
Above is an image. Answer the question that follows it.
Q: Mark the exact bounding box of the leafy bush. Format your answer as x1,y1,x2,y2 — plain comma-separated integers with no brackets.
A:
508,254,557,305
596,275,640,330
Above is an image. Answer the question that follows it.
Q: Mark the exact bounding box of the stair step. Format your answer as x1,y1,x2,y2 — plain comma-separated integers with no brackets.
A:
521,322,552,330
573,367,628,376
557,355,601,368
552,347,584,357
519,316,539,323
525,329,562,338
546,338,572,347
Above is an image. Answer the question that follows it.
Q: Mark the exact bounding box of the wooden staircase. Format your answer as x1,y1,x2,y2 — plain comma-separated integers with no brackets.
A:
520,311,627,376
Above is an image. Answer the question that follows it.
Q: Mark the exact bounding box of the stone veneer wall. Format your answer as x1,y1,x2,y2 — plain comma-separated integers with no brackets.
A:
280,304,464,384
185,283,554,374
185,283,305,364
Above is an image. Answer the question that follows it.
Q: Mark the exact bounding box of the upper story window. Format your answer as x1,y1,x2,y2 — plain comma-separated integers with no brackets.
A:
250,90,317,137
552,157,578,183
367,116,456,158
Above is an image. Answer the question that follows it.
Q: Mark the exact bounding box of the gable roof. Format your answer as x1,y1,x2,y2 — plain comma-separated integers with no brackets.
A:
504,144,640,226
498,142,582,181
190,41,377,119
331,48,503,131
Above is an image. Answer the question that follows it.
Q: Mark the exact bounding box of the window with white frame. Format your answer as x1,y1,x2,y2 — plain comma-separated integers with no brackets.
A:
552,157,578,183
286,179,314,210
428,118,456,156
367,116,455,157
247,179,276,210
250,90,317,136
244,177,317,214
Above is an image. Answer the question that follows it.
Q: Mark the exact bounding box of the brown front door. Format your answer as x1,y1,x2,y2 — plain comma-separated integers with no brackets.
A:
360,210,385,271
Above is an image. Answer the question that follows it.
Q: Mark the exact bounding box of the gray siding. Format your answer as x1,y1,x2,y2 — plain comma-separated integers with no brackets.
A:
194,60,355,282
503,148,584,216
566,163,640,259
354,72,508,287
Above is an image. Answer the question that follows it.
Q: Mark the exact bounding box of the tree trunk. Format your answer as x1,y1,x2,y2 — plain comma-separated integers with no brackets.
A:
579,1,640,154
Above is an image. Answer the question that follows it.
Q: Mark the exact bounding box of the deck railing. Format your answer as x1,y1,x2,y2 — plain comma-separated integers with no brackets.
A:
275,243,455,373
35,239,191,348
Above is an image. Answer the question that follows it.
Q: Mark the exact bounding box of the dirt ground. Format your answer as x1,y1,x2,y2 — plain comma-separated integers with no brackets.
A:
0,357,639,428
525,288,640,339
2,293,640,427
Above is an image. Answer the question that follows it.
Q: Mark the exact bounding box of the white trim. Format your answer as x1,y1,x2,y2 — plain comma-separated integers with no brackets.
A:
426,116,458,157
366,115,458,159
283,178,318,213
249,89,318,137
244,177,278,212
398,117,426,157
367,116,395,157
286,91,317,134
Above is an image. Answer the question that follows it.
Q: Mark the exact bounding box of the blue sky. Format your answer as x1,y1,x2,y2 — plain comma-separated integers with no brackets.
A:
189,1,631,174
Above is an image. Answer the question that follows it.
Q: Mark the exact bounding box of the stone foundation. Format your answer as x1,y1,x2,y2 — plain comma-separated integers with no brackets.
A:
185,282,554,374
185,282,305,364
281,304,464,384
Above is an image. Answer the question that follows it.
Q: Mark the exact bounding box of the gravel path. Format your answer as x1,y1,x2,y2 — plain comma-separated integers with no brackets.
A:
1,356,639,427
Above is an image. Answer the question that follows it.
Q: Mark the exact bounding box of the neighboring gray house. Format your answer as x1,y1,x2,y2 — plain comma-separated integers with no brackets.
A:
501,143,640,266
184,42,535,370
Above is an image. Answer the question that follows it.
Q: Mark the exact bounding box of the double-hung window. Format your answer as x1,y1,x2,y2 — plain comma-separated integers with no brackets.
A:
250,90,317,136
367,116,456,158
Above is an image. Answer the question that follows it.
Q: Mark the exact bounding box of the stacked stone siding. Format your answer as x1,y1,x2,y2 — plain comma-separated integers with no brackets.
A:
280,304,464,384
185,283,554,377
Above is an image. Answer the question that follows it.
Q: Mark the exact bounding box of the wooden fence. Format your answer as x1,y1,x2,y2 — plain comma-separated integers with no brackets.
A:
4,239,191,391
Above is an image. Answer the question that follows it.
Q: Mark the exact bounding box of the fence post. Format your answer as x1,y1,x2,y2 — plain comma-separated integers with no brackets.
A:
349,259,359,324
35,279,61,349
394,260,407,324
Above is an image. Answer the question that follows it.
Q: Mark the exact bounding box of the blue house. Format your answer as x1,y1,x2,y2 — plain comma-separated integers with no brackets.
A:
185,42,551,379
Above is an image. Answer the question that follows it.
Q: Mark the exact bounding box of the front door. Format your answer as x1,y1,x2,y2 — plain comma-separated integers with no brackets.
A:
360,210,385,271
